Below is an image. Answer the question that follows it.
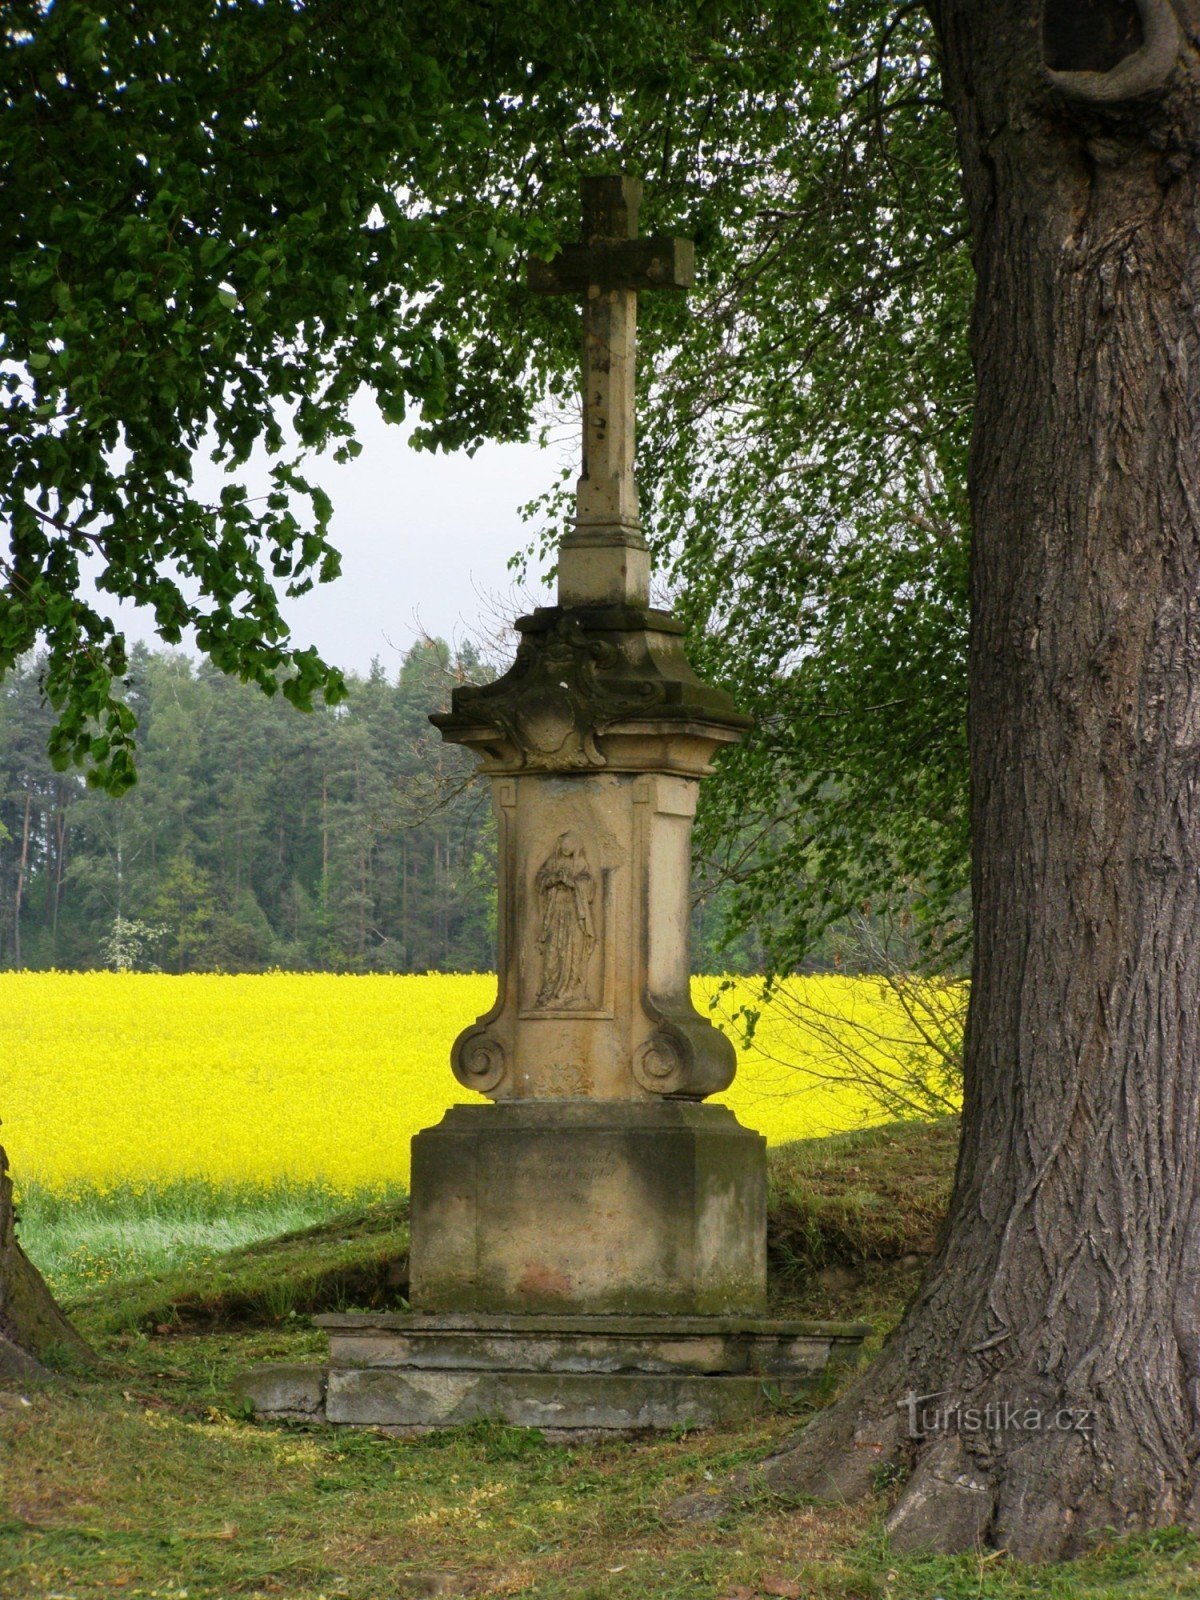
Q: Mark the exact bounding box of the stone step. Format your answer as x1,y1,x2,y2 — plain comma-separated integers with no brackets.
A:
326,1366,808,1432
232,1361,835,1432
234,1312,872,1434
314,1311,870,1378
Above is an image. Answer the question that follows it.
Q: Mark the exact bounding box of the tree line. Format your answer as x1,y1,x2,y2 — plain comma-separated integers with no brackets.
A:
0,640,499,973
0,639,765,975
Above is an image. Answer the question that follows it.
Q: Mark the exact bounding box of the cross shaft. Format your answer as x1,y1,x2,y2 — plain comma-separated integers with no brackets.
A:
529,176,693,607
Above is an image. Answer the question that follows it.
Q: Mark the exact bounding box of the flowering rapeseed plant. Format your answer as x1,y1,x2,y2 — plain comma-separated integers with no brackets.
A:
0,973,961,1193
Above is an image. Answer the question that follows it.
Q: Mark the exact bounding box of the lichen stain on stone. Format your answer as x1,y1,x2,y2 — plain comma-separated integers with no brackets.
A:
516,1262,575,1300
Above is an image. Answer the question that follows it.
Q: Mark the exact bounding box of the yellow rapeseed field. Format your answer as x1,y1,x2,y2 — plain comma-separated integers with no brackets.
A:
0,973,962,1194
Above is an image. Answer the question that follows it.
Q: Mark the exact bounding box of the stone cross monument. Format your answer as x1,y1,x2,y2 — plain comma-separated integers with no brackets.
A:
239,176,868,1432
413,176,762,1316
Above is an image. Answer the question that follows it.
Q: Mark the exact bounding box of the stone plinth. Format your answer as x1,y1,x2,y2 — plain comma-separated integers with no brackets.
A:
432,605,752,1105
410,1101,766,1316
235,1312,871,1434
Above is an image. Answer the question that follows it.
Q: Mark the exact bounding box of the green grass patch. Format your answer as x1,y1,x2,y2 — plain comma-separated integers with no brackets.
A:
69,1199,410,1338
3,1332,1199,1598
3,1120,1199,1596
15,1178,408,1323
767,1115,958,1267
764,1116,957,1332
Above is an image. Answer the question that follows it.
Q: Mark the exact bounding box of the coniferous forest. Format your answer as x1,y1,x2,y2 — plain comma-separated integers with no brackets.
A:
0,641,753,974
0,639,499,973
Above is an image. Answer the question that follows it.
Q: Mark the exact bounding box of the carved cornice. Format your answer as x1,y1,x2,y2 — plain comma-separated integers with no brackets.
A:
432,605,751,775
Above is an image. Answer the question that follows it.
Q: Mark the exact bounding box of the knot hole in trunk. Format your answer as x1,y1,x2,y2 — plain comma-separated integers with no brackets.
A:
1043,0,1144,73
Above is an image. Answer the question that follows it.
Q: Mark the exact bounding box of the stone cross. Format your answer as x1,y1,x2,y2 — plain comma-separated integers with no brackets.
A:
528,175,693,609
239,170,868,1441
418,169,757,1315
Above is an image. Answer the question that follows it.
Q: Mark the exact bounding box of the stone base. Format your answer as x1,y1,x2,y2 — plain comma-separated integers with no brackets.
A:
410,1101,767,1315
234,1311,871,1434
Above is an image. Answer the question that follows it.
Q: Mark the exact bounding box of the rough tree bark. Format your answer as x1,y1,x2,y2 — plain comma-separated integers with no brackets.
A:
0,1143,94,1380
675,0,1200,1559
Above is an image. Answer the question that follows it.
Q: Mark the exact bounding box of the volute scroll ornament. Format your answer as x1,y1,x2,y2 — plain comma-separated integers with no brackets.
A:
451,1030,507,1095
634,1002,739,1100
633,1030,689,1096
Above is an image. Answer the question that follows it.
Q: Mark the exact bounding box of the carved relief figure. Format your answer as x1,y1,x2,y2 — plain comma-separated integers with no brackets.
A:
534,832,597,1007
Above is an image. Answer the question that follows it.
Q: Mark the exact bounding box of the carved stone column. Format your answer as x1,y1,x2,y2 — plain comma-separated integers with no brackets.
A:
407,601,766,1316
433,606,748,1103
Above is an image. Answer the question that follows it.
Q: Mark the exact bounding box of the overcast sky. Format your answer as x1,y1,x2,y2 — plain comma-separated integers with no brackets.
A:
89,391,568,677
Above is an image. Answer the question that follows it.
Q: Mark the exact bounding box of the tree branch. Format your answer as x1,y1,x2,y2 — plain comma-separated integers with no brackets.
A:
1045,0,1182,105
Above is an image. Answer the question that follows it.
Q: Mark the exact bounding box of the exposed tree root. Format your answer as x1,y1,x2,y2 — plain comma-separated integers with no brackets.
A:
671,1225,1200,1562
667,1361,905,1528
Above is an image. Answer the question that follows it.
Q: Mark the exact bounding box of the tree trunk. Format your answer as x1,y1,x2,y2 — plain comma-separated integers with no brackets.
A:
44,788,68,939
51,795,67,940
13,785,31,969
321,771,329,889
402,836,409,968
0,1144,94,1378
678,0,1200,1558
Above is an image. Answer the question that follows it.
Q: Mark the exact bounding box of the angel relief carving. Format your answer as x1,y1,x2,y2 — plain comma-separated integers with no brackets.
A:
534,832,598,1008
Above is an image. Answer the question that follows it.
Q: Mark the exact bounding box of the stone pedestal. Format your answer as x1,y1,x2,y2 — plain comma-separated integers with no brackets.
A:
234,600,873,1434
410,1102,766,1316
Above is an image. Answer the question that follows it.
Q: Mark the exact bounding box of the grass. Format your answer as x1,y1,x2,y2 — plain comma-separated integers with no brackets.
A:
8,1371,1200,1600
62,1200,412,1339
3,1120,1199,1599
766,1117,960,1333
769,1116,959,1265
17,1178,408,1315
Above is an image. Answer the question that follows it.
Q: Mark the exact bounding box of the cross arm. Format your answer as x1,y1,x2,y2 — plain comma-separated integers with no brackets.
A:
527,237,695,295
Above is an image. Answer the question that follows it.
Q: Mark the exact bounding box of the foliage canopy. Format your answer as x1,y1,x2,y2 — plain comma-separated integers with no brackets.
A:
2,0,971,969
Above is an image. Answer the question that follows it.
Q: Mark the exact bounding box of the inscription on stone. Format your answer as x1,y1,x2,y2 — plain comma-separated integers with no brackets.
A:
572,1150,620,1182
534,833,597,1007
536,1146,621,1185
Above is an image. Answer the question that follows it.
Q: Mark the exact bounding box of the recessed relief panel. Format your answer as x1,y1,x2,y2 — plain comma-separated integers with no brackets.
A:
520,832,615,1020
534,833,596,1008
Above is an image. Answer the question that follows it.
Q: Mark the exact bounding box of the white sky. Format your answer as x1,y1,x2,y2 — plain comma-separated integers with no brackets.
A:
90,391,567,676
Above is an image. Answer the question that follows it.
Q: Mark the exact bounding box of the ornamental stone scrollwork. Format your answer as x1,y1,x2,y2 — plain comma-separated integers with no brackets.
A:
634,1007,739,1099
451,1030,507,1095
435,610,668,772
633,1030,689,1095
